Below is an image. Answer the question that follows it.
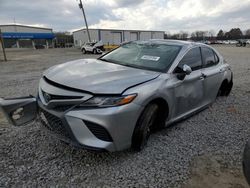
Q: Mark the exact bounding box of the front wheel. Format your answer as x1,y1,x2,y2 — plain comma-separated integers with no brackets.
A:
217,78,233,97
93,49,97,54
132,103,159,151
81,48,86,54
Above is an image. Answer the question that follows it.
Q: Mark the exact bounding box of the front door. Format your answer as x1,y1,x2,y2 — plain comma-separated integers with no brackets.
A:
171,47,205,118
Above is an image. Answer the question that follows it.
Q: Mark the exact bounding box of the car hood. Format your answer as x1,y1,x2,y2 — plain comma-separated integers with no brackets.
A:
43,59,160,94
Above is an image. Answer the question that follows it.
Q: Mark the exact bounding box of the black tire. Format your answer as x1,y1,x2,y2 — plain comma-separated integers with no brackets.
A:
243,140,250,185
132,103,159,151
218,79,233,97
224,80,233,96
93,49,97,54
81,48,86,54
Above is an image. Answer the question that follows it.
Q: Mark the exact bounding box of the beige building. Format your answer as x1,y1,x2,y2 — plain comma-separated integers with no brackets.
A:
73,28,165,47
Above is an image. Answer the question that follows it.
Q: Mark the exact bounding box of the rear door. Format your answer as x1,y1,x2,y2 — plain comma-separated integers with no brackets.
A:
0,96,37,126
171,47,204,117
201,47,223,104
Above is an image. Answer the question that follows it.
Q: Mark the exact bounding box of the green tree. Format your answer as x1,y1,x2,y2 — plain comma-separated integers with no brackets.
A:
226,28,243,39
245,29,250,37
217,29,224,39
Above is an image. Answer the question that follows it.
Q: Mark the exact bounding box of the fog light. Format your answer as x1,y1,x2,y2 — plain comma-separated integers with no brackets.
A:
11,107,24,120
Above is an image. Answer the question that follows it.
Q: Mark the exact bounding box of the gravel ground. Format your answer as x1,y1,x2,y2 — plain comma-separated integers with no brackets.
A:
0,46,250,187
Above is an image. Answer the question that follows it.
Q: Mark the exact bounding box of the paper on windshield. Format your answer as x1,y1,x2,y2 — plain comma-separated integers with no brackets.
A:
141,55,160,61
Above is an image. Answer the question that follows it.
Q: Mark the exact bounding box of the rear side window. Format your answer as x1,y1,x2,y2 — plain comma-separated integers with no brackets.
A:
201,47,219,67
178,47,202,71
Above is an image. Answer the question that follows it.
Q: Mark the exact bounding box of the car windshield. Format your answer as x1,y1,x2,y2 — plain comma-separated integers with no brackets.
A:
99,41,181,72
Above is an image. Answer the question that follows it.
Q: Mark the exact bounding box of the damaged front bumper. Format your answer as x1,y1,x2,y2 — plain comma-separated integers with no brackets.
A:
0,95,142,152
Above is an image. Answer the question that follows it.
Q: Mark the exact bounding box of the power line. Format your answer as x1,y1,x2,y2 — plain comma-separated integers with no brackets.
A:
78,0,91,42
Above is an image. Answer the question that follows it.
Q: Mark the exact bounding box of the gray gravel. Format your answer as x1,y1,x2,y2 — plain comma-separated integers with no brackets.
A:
0,46,250,187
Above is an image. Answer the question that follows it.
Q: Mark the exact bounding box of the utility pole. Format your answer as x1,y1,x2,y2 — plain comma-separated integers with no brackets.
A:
0,29,7,61
78,0,91,42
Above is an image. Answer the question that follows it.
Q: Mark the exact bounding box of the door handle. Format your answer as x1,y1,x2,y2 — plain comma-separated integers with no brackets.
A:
199,73,207,80
199,75,204,80
202,73,207,78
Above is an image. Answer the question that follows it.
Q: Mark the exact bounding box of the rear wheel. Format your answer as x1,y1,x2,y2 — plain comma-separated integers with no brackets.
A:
132,103,159,151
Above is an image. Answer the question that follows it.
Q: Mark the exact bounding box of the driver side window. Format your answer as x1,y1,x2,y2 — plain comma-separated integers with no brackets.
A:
177,47,202,71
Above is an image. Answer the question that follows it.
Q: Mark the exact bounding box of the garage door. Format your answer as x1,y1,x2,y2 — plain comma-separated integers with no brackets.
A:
130,33,138,41
112,32,121,45
152,32,162,39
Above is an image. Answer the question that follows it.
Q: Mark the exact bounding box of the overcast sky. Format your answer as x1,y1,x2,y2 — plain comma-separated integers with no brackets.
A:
0,0,250,34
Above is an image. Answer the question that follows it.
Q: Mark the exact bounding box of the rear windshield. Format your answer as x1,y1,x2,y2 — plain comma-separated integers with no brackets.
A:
100,41,181,72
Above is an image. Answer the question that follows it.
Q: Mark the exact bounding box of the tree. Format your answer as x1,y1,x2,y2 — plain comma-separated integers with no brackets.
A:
190,31,207,41
217,29,224,40
225,28,243,39
245,29,250,38
179,31,188,40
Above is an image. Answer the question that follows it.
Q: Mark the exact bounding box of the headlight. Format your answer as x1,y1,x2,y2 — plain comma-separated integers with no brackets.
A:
79,94,137,107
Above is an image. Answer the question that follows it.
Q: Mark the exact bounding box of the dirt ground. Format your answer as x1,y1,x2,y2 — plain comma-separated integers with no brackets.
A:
0,46,250,187
183,155,249,188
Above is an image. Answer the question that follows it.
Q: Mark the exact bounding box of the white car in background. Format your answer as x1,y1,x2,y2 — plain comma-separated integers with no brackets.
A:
229,40,237,44
222,40,230,44
81,41,104,54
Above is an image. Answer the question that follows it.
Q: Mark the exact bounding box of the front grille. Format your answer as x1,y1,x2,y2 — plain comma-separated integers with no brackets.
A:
39,108,71,140
52,105,74,112
84,121,113,142
41,90,82,103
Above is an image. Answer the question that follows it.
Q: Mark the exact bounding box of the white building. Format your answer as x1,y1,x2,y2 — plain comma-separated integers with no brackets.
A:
0,24,55,48
73,28,165,47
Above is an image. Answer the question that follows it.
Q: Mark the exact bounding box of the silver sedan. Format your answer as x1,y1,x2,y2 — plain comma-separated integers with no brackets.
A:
0,40,233,152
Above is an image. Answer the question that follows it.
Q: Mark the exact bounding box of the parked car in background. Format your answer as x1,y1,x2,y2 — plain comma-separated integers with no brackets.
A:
222,40,230,44
236,39,247,47
204,40,211,45
0,40,233,152
35,44,46,49
81,41,104,54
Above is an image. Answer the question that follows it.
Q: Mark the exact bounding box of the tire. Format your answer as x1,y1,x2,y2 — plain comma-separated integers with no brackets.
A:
93,49,97,54
81,48,86,54
218,78,233,97
243,140,250,185
132,103,159,151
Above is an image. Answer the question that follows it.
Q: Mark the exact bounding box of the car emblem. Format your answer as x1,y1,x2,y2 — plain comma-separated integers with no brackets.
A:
43,92,51,103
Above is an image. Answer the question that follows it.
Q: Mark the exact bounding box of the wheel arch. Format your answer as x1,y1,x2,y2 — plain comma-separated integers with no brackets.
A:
219,72,233,96
138,97,170,130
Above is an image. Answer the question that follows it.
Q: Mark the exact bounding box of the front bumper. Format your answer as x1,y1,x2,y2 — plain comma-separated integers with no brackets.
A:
37,99,143,152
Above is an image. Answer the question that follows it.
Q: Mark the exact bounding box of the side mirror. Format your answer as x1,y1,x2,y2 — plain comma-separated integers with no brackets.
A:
175,64,192,80
183,64,192,75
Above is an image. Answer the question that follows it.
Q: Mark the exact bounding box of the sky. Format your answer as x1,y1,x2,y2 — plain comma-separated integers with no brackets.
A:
0,0,250,34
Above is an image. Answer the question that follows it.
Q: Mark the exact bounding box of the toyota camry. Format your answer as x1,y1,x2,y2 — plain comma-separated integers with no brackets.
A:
0,40,233,152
